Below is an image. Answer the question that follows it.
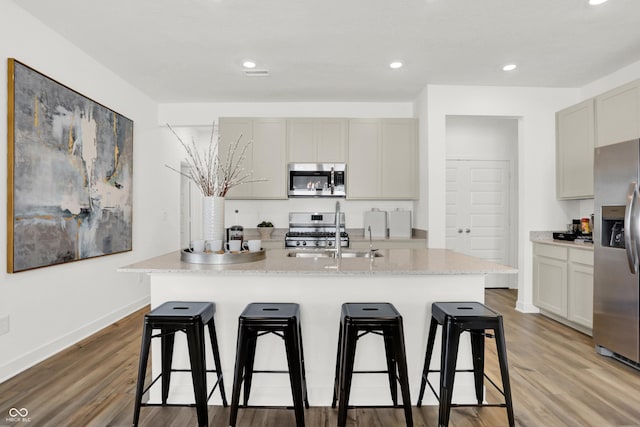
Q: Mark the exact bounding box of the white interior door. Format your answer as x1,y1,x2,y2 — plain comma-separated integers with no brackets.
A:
446,160,514,287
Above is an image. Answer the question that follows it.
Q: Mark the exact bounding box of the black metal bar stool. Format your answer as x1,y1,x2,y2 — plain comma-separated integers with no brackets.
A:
416,302,515,427
132,301,227,427
331,302,413,427
229,302,309,427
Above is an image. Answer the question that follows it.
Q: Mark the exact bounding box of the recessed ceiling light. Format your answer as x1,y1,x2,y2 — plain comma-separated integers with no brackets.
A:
589,0,608,5
389,61,403,69
242,61,256,69
502,64,517,72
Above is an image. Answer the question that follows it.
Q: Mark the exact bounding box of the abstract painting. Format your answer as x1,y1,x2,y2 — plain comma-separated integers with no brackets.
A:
7,59,133,272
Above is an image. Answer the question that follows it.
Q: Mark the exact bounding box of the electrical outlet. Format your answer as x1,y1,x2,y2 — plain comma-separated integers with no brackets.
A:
0,315,9,336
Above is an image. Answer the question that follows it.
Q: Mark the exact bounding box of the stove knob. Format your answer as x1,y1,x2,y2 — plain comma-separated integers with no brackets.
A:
296,241,301,246
327,241,333,247
302,241,307,246
315,241,320,247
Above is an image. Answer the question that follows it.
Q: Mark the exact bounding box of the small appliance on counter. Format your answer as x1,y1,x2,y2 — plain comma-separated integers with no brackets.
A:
227,225,244,243
552,232,577,241
363,208,387,238
554,217,594,243
388,209,412,238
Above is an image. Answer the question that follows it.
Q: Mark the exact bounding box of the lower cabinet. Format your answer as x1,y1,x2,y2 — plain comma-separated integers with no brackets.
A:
533,242,593,335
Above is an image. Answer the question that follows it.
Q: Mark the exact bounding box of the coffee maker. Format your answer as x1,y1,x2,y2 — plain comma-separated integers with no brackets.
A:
227,225,244,243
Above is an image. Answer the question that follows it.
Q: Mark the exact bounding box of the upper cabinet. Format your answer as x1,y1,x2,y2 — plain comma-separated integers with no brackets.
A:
595,79,640,147
555,79,640,200
556,99,595,199
219,118,287,199
220,116,418,200
348,118,418,200
287,118,348,163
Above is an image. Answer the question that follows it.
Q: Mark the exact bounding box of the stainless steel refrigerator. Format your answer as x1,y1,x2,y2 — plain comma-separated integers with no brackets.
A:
594,138,640,365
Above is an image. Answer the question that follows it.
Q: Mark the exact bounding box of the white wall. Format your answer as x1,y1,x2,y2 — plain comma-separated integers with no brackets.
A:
159,103,419,235
417,85,581,312
446,116,518,160
0,1,174,382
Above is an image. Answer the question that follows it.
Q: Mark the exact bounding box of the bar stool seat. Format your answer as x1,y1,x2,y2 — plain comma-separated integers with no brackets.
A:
132,301,227,427
417,302,515,427
229,302,309,427
331,302,413,427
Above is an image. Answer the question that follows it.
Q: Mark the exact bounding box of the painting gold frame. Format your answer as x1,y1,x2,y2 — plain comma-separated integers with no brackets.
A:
7,59,134,272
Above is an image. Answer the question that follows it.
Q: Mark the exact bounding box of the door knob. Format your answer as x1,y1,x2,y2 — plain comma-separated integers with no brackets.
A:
465,228,471,233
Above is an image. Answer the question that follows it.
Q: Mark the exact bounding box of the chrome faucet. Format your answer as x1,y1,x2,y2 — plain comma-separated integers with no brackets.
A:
368,225,373,253
335,201,342,258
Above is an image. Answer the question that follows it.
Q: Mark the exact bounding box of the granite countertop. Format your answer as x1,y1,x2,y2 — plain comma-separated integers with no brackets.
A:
530,231,594,251
119,248,517,276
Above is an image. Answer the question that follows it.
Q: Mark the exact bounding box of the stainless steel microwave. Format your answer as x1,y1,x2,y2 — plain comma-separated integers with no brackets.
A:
288,163,346,197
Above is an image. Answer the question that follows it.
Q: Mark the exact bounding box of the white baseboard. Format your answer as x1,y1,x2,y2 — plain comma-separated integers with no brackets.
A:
515,301,540,313
0,296,149,384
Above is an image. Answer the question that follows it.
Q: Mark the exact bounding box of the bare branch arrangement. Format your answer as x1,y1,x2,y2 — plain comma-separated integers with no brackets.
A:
165,122,265,197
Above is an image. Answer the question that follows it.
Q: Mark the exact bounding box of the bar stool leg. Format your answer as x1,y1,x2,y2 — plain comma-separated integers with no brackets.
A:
470,329,485,405
284,320,306,427
391,320,413,427
439,319,461,427
161,329,176,404
417,317,438,407
206,318,228,406
242,329,258,405
337,322,358,427
383,329,399,405
296,320,310,408
229,321,249,427
331,322,344,408
495,319,515,427
133,322,152,427
186,323,208,427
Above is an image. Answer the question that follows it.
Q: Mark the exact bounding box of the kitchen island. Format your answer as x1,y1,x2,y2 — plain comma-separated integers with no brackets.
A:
120,248,515,407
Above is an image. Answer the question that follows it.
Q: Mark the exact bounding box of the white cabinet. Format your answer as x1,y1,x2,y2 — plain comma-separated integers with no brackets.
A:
347,119,380,199
533,244,568,316
219,118,287,199
595,79,640,147
347,118,418,200
381,119,419,199
533,242,593,335
287,118,347,163
556,99,594,199
567,248,594,329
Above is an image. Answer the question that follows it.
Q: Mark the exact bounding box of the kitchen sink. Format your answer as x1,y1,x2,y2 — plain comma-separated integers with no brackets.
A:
287,249,383,258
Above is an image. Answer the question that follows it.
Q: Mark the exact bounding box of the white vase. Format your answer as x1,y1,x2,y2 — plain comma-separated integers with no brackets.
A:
202,196,225,241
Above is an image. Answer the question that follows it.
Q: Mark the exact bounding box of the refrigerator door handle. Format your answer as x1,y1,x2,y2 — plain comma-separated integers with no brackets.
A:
634,187,640,272
625,181,638,274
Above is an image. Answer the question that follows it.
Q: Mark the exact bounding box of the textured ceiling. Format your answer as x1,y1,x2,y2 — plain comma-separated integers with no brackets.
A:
12,0,640,102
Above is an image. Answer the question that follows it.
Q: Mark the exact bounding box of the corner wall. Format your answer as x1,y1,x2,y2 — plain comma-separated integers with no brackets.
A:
416,85,580,312
0,1,172,382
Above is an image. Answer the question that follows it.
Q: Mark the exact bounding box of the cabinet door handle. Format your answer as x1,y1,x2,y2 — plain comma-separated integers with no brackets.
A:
457,229,463,233
465,228,471,233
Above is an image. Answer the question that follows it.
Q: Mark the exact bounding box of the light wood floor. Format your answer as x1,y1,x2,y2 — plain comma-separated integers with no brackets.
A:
1,289,640,426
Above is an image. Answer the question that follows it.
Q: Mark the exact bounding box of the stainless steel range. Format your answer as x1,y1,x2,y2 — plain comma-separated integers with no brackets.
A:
285,212,349,248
